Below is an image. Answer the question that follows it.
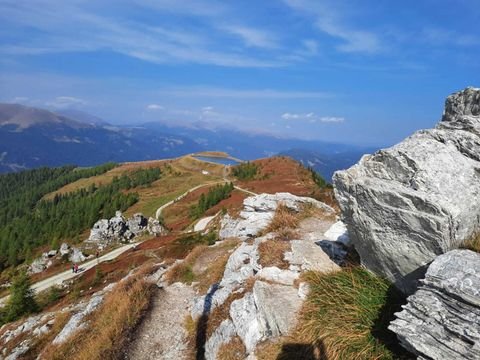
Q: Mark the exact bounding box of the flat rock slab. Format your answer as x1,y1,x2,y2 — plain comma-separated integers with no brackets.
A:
285,240,340,273
253,281,302,339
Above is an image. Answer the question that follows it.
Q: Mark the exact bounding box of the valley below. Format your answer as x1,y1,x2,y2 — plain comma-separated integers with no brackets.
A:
1,88,480,360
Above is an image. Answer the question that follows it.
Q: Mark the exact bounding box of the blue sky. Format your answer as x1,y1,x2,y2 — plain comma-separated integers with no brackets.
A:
0,0,479,146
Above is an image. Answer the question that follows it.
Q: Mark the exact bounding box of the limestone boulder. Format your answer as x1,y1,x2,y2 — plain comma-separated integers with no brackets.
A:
333,87,480,292
147,217,167,236
69,247,86,263
389,250,480,359
126,213,148,235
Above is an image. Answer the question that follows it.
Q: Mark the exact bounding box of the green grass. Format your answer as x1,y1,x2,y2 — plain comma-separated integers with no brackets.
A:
298,267,412,360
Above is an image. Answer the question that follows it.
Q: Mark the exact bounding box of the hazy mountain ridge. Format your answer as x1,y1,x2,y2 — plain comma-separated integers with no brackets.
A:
0,104,202,172
0,103,377,176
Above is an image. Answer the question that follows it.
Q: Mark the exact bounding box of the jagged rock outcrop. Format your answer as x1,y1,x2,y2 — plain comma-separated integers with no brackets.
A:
147,217,168,236
389,250,480,359
333,87,480,292
219,192,334,240
87,211,166,246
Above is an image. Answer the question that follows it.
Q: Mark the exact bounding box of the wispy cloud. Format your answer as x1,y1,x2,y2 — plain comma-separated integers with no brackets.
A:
282,112,345,123
0,1,283,68
146,104,164,110
420,27,479,47
222,25,279,49
157,86,333,99
45,96,87,109
283,0,382,54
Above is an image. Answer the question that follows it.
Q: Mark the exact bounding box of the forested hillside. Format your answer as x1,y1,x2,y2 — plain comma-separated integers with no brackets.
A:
0,164,161,270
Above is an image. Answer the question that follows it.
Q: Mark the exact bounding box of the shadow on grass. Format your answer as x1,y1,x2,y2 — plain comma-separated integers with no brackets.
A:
276,341,328,360
195,283,219,360
370,284,415,359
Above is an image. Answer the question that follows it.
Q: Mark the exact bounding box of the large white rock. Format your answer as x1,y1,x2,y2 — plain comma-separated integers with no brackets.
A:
389,250,480,359
220,192,334,240
334,87,480,293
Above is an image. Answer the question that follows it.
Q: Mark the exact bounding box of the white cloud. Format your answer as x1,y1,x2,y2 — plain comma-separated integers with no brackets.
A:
281,112,344,123
11,96,29,103
146,104,164,110
319,116,344,123
45,96,86,109
223,25,279,49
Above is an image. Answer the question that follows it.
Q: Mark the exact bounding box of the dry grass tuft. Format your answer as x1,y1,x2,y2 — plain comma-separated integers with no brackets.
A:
164,245,208,284
217,336,247,360
40,269,155,360
196,251,231,294
462,233,480,253
258,240,291,269
266,203,300,233
295,268,411,360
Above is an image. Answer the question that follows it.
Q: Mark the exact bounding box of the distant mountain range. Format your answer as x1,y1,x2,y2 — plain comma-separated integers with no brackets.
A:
0,103,378,178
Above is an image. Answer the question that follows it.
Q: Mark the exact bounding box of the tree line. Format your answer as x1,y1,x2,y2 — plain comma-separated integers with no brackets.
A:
231,162,258,181
0,165,161,270
190,182,234,219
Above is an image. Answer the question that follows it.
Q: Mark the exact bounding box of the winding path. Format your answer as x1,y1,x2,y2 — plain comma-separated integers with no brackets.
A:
0,243,138,306
1,175,257,307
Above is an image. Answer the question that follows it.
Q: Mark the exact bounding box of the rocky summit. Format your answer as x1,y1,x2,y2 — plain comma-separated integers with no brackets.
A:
334,87,480,293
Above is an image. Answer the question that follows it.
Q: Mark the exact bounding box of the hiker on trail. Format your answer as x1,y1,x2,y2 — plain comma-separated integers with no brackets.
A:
74,264,79,273
71,264,75,273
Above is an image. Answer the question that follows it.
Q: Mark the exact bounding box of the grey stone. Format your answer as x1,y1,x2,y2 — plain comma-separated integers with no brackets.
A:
59,242,70,256
28,257,48,274
230,292,263,353
333,87,480,293
389,250,480,360
126,213,148,235
69,247,86,263
87,211,160,246
253,281,302,339
284,240,340,273
256,266,299,286
147,217,167,236
191,241,260,318
53,293,104,344
46,250,57,258
205,319,237,360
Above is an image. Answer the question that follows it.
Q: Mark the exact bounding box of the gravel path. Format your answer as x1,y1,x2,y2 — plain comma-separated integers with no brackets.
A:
125,283,195,360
